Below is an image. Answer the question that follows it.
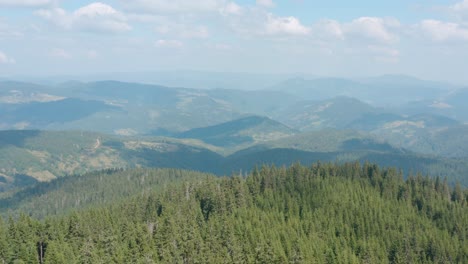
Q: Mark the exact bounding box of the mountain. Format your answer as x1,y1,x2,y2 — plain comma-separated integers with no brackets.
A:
1,163,466,263
349,114,466,158
241,129,398,153
383,124,468,158
269,77,364,100
0,130,223,192
274,96,377,131
176,116,296,148
0,80,299,134
270,75,454,106
1,78,464,135
0,98,117,129
1,129,468,192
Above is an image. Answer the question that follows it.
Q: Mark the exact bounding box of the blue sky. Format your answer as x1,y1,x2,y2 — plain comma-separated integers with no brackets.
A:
1,0,468,83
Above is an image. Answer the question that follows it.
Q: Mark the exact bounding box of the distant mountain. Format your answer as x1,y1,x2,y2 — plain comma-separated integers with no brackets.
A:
39,70,295,90
1,78,464,135
270,75,453,106
269,77,364,101
375,124,468,158
0,98,117,128
176,115,296,148
347,113,459,131
274,96,377,131
240,129,399,154
0,80,299,134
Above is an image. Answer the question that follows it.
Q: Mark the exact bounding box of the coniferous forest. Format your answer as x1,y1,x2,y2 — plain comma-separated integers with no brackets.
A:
1,162,467,263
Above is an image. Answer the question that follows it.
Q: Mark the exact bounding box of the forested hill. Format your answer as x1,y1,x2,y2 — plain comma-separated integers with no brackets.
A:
1,163,467,263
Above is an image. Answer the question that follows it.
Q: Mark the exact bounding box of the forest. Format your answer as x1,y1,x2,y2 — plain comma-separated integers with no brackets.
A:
1,162,467,263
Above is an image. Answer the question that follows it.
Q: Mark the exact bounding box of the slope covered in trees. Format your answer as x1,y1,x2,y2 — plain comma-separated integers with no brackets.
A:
1,163,467,263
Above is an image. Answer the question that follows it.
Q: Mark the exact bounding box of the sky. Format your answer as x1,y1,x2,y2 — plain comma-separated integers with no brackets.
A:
1,0,468,83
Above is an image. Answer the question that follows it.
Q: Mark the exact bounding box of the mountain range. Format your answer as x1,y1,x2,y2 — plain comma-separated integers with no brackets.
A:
1,76,468,192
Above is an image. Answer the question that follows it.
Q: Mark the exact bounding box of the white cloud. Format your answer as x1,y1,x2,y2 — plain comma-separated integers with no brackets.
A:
0,51,15,64
35,8,71,29
155,24,209,39
0,0,54,7
221,2,243,15
121,0,225,14
0,20,23,38
36,2,131,33
418,19,468,42
265,14,310,35
451,0,468,12
343,17,400,43
449,0,468,21
256,0,275,8
155,39,183,48
49,48,71,59
314,19,345,39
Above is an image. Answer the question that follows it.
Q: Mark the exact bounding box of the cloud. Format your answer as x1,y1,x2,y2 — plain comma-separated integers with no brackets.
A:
451,0,468,13
155,24,209,39
314,19,345,39
0,20,23,38
418,19,468,42
343,17,400,43
0,51,15,64
0,0,54,7
265,14,310,35
220,2,243,15
155,39,183,48
49,48,71,59
311,17,400,44
256,0,275,8
449,0,468,21
36,2,131,33
121,0,226,14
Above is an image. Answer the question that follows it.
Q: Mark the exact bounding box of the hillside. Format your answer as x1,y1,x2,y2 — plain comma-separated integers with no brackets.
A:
177,116,296,148
0,80,297,134
1,163,466,263
274,96,377,131
1,129,468,192
247,129,396,153
0,130,223,191
0,168,213,218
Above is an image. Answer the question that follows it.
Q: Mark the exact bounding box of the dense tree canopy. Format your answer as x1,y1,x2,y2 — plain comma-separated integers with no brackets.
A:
1,162,467,263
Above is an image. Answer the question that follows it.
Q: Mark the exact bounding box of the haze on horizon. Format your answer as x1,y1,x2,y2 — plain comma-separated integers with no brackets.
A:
1,0,468,84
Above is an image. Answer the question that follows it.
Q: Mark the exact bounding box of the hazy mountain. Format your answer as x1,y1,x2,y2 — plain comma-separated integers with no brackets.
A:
176,115,296,148
270,75,453,106
33,71,297,90
375,124,468,158
274,96,377,131
0,98,117,129
241,129,398,154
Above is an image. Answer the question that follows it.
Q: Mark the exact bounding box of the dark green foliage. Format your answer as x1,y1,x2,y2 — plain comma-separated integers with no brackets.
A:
0,168,213,219
1,163,467,263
